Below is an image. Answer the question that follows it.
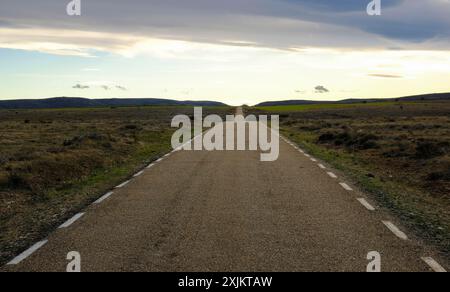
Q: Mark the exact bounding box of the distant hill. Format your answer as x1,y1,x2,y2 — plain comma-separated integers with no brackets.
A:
256,93,450,107
0,97,227,109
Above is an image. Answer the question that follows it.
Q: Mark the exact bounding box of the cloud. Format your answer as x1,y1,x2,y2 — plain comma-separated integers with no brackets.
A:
315,85,329,93
0,0,449,57
73,82,127,91
368,73,403,78
72,83,89,89
283,0,404,12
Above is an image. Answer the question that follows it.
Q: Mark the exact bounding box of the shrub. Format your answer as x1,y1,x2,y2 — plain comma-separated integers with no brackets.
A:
317,130,379,150
426,168,450,181
318,132,336,143
122,124,141,131
415,141,449,159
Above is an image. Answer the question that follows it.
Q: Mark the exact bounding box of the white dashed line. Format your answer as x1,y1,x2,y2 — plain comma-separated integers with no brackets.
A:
94,191,114,204
298,149,304,153
310,158,317,162
115,180,130,189
304,154,311,158
7,240,48,265
421,257,447,272
357,198,375,211
59,213,85,229
327,172,338,179
339,182,353,191
156,158,163,163
133,170,144,178
318,164,326,169
146,163,155,169
382,221,408,240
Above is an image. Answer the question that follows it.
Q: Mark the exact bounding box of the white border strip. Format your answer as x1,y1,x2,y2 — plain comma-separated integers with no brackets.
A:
327,172,338,179
382,221,408,240
318,164,326,169
133,170,144,178
115,180,130,189
340,182,353,191
59,213,85,229
7,240,48,265
421,257,447,272
94,191,114,204
357,198,375,211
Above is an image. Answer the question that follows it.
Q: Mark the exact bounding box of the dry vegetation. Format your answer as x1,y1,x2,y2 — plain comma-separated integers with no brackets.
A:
0,105,232,264
252,101,450,254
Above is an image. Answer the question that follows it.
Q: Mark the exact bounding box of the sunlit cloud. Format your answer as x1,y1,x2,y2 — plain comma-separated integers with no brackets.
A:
369,74,403,78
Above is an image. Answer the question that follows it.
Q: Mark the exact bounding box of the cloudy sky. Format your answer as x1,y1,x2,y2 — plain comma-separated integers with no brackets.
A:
1,0,450,105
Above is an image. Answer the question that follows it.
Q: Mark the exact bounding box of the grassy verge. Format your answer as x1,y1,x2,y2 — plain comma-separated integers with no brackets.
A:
283,129,449,251
0,105,233,265
250,101,450,256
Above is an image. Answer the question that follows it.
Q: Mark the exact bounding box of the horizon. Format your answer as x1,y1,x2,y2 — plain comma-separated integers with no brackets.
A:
2,91,450,107
1,1,450,106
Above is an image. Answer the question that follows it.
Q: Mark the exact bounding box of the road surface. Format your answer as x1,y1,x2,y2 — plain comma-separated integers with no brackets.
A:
2,108,447,272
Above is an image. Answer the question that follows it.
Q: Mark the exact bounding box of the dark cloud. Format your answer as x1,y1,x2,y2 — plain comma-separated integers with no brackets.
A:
315,85,329,93
283,0,403,12
0,0,449,52
100,85,110,90
72,83,89,89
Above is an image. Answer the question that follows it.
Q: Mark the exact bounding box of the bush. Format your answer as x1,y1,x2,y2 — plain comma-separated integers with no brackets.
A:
415,141,449,159
121,124,142,131
63,133,108,146
317,130,379,150
7,172,29,189
318,132,336,143
426,168,450,181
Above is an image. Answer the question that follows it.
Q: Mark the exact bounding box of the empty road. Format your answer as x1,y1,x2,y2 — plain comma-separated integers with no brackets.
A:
2,109,447,272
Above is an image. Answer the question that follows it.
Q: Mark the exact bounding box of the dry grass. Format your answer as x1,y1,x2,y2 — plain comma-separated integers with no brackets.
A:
0,105,232,264
251,101,450,254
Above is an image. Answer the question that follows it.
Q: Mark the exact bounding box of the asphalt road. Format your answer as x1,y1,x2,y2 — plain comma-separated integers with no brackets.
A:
2,109,447,272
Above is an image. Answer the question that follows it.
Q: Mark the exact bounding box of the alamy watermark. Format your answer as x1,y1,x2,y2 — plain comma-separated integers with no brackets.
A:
367,251,381,272
367,0,382,16
67,0,81,16
171,108,280,162
67,251,81,272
